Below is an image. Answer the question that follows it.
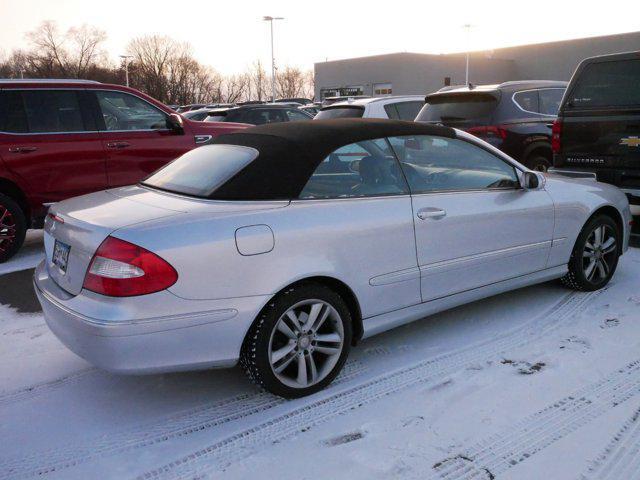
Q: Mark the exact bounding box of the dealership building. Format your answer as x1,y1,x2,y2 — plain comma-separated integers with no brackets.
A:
314,31,640,100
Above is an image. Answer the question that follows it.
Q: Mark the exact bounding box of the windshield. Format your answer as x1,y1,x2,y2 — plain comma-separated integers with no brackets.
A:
567,59,640,109
315,106,365,119
142,144,258,197
416,93,498,122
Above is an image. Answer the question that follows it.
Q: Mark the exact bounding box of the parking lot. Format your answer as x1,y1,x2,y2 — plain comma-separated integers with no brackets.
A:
1,233,639,479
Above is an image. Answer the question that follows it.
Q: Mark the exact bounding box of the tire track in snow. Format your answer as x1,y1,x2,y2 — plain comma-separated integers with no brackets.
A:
0,360,366,480
430,360,640,480
135,289,602,480
0,368,96,407
579,405,640,480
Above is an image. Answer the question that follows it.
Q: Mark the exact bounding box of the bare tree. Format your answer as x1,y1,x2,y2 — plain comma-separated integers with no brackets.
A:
222,73,250,103
275,66,313,99
247,60,268,101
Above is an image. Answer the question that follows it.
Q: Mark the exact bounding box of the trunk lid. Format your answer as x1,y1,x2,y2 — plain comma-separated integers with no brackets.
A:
44,189,183,295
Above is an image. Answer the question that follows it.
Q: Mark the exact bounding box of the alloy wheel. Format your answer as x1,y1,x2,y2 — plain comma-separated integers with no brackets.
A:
582,224,617,284
268,299,344,389
0,204,17,254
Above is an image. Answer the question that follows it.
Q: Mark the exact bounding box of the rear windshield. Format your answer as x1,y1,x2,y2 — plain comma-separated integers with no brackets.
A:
142,144,258,197
567,59,640,109
416,93,498,122
315,106,365,119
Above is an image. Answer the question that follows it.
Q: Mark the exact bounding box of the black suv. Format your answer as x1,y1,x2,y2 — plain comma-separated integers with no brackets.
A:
204,104,313,125
416,80,567,171
552,50,640,231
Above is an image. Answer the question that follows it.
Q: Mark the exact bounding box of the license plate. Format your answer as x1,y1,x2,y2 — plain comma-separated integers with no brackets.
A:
52,240,71,273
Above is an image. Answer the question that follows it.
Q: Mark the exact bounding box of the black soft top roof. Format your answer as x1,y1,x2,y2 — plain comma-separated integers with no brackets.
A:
210,119,455,200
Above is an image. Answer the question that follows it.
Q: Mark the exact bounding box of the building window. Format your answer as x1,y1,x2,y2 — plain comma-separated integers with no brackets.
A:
444,77,451,86
374,83,393,96
320,86,365,99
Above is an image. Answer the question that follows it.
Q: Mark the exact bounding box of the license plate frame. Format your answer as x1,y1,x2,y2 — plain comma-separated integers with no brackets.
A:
52,240,71,273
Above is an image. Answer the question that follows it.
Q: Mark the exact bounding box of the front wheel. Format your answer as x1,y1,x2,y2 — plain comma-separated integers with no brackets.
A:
561,215,620,291
240,283,352,398
526,154,551,172
0,193,27,263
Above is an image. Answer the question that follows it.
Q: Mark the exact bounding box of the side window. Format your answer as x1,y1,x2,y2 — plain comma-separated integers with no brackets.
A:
285,109,311,122
538,88,565,116
0,91,28,133
246,109,285,125
16,90,87,133
394,101,424,120
299,139,409,199
388,135,520,193
384,104,400,119
95,90,168,131
513,90,539,113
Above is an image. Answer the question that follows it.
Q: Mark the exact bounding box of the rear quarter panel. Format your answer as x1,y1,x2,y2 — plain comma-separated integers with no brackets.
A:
112,196,421,319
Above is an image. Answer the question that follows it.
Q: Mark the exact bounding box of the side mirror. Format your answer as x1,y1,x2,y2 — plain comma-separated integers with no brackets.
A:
523,171,541,189
167,113,184,134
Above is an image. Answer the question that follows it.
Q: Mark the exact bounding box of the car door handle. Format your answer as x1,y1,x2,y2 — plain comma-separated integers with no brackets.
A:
417,207,447,220
106,141,131,149
8,146,38,153
545,123,554,128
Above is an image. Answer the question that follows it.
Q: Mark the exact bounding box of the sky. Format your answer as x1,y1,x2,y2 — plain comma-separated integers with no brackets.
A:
0,0,638,74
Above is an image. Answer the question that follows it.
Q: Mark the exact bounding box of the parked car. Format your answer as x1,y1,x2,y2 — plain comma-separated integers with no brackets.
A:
551,50,640,229
182,108,216,121
175,104,206,113
416,81,568,171
35,119,631,398
275,98,312,105
315,96,425,121
203,104,313,125
0,79,248,262
321,95,371,106
299,104,320,117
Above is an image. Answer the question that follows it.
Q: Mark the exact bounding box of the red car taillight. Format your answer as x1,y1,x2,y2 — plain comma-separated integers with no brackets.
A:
83,236,178,297
466,125,508,140
551,119,562,153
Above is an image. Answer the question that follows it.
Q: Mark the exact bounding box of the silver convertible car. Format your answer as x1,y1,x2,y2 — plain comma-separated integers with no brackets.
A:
35,119,632,397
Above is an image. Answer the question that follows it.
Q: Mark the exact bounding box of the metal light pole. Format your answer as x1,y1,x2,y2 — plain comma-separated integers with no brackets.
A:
463,24,473,86
119,55,132,87
263,16,284,102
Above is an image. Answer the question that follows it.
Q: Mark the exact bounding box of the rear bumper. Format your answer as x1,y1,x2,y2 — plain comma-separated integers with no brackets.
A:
34,261,269,374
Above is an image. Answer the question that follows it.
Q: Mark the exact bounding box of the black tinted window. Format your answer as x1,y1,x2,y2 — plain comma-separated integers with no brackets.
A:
416,94,498,122
568,59,640,108
299,139,409,199
384,104,400,119
246,109,286,125
388,135,519,193
314,107,364,119
538,88,565,115
513,90,539,113
0,91,28,133
394,101,424,120
25,90,85,133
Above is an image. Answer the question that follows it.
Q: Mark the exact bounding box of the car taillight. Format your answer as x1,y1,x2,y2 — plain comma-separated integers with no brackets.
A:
551,119,562,153
83,236,178,297
466,126,508,140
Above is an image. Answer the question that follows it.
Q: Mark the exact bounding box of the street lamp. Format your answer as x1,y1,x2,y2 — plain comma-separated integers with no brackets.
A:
119,55,133,87
263,16,284,102
462,24,473,86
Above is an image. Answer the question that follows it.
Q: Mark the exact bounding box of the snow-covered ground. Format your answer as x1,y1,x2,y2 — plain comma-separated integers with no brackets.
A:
1,237,639,480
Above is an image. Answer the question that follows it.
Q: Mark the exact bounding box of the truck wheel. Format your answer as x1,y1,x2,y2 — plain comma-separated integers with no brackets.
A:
561,215,620,291
0,193,27,263
526,154,551,172
240,282,352,398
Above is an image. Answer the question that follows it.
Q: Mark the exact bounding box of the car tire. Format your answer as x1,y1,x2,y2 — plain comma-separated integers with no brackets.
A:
561,214,620,291
0,193,27,263
526,154,551,172
240,282,352,398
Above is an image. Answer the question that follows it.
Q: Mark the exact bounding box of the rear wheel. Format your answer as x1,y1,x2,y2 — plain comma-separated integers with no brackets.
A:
0,193,27,263
561,215,620,291
525,154,551,172
240,283,352,398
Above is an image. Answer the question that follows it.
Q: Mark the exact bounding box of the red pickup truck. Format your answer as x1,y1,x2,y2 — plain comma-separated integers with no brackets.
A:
0,79,248,262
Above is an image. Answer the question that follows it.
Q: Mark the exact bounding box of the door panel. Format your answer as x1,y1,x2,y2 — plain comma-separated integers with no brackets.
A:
91,90,194,187
412,189,554,301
